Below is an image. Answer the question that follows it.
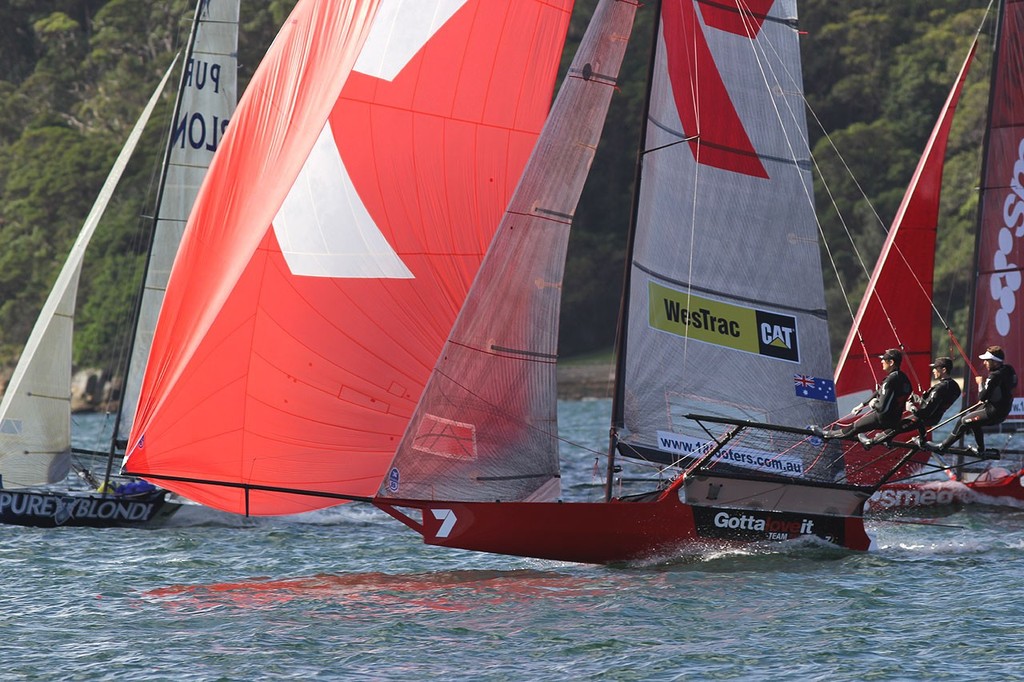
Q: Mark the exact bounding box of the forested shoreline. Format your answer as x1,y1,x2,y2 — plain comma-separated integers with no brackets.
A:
0,0,992,386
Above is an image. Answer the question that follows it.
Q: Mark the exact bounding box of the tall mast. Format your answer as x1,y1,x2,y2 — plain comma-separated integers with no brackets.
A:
606,0,663,501
962,0,1004,409
956,0,1003,473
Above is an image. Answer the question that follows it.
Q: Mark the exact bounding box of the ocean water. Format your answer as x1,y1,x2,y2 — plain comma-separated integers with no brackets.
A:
4,400,1024,681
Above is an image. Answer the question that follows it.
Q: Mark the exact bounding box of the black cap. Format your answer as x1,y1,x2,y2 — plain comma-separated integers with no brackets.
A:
929,357,952,371
879,348,902,365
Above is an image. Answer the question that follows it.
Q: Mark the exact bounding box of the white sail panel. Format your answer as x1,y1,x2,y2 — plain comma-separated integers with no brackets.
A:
353,0,468,80
0,274,78,488
618,1,838,477
117,0,239,446
273,121,414,278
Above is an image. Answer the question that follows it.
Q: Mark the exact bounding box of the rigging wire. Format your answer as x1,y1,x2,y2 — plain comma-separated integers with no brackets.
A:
733,0,887,402
720,0,888,393
800,3,995,388
735,0,885,390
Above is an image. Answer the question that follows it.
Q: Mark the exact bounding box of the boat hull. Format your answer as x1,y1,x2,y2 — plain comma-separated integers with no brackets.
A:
0,489,180,528
376,492,872,564
867,468,1024,513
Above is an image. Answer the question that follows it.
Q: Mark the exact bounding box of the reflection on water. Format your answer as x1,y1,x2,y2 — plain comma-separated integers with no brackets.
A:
144,569,616,615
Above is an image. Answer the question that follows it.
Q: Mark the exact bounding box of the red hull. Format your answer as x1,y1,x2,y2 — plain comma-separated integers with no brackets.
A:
376,493,872,564
867,468,1024,512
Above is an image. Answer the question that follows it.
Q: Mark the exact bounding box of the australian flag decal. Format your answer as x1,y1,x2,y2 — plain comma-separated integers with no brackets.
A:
794,374,836,402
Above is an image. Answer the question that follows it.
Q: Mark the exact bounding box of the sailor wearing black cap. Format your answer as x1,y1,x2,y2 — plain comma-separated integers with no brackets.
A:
810,348,912,444
937,345,1018,454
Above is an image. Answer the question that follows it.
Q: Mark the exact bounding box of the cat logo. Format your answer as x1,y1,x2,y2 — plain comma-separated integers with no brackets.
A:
760,323,794,349
648,282,800,363
755,310,799,362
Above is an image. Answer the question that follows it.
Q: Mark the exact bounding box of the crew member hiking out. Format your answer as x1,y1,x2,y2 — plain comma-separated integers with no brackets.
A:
860,356,962,448
810,348,912,446
936,345,1018,455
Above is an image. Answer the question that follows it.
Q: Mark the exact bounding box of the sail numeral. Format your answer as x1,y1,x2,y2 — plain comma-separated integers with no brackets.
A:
431,508,458,538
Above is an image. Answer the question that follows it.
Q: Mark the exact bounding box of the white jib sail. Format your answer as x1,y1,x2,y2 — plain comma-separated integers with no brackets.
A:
0,59,177,488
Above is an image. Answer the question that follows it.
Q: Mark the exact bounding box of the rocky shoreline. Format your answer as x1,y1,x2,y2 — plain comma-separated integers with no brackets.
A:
556,360,615,400
49,361,616,414
70,368,121,413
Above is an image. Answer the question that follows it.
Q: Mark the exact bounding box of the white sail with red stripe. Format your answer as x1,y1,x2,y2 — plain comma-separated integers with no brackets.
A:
614,0,841,480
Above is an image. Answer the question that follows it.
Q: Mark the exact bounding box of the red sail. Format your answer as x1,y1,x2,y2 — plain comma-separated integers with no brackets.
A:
835,42,977,405
970,0,1024,427
124,0,574,514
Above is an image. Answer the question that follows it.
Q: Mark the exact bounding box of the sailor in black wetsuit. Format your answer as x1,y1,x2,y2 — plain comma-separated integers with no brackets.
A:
812,348,912,445
937,345,1018,455
862,356,961,447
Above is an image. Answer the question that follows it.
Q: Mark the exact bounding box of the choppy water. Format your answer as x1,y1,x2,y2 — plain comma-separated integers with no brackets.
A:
5,400,1024,680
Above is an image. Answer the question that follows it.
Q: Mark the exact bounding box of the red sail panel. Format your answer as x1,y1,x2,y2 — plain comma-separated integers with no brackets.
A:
662,0,770,178
835,42,977,404
124,0,574,514
970,0,1024,426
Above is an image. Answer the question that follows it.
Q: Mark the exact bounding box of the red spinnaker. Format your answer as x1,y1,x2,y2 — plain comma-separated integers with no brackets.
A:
125,0,574,514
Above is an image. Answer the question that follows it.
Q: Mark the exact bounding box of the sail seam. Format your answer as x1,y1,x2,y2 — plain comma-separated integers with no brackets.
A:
646,115,811,170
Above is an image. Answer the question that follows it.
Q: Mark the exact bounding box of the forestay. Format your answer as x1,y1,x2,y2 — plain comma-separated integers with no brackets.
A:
834,42,975,411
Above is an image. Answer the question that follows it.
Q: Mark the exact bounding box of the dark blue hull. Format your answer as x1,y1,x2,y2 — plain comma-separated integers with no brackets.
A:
0,488,180,528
